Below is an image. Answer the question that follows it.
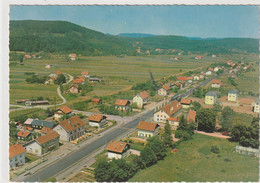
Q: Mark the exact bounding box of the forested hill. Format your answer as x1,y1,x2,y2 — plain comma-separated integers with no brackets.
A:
9,20,259,55
9,20,135,56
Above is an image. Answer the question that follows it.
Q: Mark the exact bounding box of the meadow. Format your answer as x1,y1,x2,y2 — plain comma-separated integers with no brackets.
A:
129,134,259,182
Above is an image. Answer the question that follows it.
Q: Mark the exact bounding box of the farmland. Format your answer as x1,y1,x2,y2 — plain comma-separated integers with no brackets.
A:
129,133,259,182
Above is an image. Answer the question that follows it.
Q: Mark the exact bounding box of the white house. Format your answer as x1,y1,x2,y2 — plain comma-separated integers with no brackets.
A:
166,117,180,130
254,98,260,113
81,71,90,78
106,141,130,159
158,85,171,96
9,144,26,169
133,91,149,108
114,99,130,111
228,89,238,102
211,79,221,88
193,75,200,81
54,106,72,121
205,71,212,75
88,114,107,127
214,67,219,72
136,121,159,138
53,116,85,142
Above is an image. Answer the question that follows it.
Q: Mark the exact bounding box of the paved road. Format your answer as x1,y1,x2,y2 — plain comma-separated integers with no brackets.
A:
20,73,222,182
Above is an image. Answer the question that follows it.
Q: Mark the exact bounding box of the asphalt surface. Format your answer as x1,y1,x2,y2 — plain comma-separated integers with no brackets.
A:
21,73,222,182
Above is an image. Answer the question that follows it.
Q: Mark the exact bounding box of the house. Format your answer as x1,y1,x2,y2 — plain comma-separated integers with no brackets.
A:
177,76,187,82
199,74,205,79
228,89,238,102
69,53,77,61
24,118,34,127
24,54,31,59
166,117,180,130
214,67,219,72
208,68,214,72
195,56,203,60
205,71,212,75
212,54,217,58
45,78,55,85
25,100,49,106
114,99,130,111
180,98,192,109
45,64,51,69
55,70,62,76
40,127,53,134
30,119,55,130
211,79,221,88
17,130,31,140
88,114,107,127
136,121,159,138
91,98,102,104
24,131,60,156
254,98,260,113
187,109,197,123
81,71,90,78
89,77,101,82
9,144,26,169
186,77,193,83
133,91,149,108
153,100,182,123
205,91,217,105
175,82,183,89
69,84,79,94
54,106,72,121
106,141,130,159
73,79,84,85
193,75,200,81
76,76,85,82
158,85,171,96
53,116,85,142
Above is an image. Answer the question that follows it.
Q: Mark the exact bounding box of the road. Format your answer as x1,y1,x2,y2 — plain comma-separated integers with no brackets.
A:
20,73,221,182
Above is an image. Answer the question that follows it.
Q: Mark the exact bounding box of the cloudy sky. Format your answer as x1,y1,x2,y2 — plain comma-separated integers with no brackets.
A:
10,5,259,38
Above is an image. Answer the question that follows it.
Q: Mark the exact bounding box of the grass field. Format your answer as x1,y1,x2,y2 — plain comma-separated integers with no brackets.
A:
9,108,47,121
129,134,259,182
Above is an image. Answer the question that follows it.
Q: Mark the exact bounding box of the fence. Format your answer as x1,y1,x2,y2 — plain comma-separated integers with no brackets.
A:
235,146,259,157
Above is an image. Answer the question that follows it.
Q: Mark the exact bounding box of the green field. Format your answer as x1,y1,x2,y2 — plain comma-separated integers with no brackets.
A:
129,134,259,182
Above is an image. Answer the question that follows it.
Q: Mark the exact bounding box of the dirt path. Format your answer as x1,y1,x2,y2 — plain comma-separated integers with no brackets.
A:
196,131,230,139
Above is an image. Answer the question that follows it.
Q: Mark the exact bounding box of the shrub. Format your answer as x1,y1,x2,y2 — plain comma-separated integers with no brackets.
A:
211,145,220,154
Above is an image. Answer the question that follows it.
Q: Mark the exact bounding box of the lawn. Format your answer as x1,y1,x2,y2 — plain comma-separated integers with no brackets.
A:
9,108,47,121
129,134,259,182
25,153,39,163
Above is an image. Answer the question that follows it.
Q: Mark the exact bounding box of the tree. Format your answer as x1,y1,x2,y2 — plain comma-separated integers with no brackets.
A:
146,136,166,160
162,122,173,148
191,101,201,112
212,104,222,113
132,156,145,170
196,108,216,132
110,159,136,182
55,74,66,85
140,146,157,167
94,159,113,182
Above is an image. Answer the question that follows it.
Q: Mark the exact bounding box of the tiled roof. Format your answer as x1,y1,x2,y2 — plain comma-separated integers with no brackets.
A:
177,76,187,81
137,121,159,132
73,79,83,84
81,71,89,75
106,141,128,153
76,76,85,82
31,120,55,128
180,98,192,105
211,79,221,84
166,117,180,122
36,131,60,145
162,85,171,91
139,91,149,99
187,77,193,80
17,130,30,138
92,98,102,102
161,100,182,116
59,116,85,133
55,70,62,75
69,84,79,89
40,127,53,134
187,110,197,123
9,144,26,158
89,114,106,122
115,99,130,106
60,106,72,114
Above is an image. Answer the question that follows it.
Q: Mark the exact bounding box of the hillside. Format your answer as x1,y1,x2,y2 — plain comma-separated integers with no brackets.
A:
9,20,135,56
9,20,259,55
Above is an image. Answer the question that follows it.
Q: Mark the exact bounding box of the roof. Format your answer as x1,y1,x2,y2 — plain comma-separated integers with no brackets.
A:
228,89,238,94
187,77,193,80
187,110,197,123
73,79,83,84
212,79,221,84
162,85,171,91
139,91,149,99
161,100,182,116
59,116,85,133
106,141,128,153
177,76,187,81
69,84,79,89
89,114,106,122
166,117,180,122
31,120,55,128
17,130,30,138
36,131,60,145
137,121,159,132
208,68,214,71
24,118,34,125
180,98,192,105
60,106,72,114
206,91,218,97
76,76,85,81
81,71,89,75
40,127,53,134
55,70,62,75
92,98,102,102
70,53,77,57
196,55,203,58
9,144,26,158
115,99,130,106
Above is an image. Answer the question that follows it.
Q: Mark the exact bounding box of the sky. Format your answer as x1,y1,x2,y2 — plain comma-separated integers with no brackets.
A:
9,5,259,38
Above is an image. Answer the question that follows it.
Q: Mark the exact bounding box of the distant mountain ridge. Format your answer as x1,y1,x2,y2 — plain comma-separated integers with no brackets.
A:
9,20,259,55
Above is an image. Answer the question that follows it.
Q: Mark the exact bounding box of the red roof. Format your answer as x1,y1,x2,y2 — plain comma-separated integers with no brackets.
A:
139,91,149,99
55,70,62,75
36,131,60,145
166,117,180,122
40,127,53,134
59,116,85,133
17,130,30,138
137,121,159,132
208,68,214,71
187,77,193,80
161,100,182,116
81,71,89,75
60,106,72,114
115,99,130,106
180,98,192,105
211,79,221,84
187,110,197,123
9,144,26,158
76,76,85,82
89,114,106,122
73,79,83,84
106,141,128,153
92,98,102,103
196,56,203,58
162,85,171,91
177,76,187,81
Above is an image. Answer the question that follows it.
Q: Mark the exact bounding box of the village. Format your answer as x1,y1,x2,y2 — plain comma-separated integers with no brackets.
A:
9,52,259,181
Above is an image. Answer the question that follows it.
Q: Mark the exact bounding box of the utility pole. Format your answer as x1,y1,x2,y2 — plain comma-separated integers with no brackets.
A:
54,97,56,111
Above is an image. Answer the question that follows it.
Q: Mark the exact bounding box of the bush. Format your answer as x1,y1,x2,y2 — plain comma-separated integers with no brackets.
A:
175,130,192,141
211,145,220,154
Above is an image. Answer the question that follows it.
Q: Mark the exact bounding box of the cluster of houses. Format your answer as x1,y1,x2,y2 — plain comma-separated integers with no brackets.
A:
24,54,42,59
227,60,251,78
